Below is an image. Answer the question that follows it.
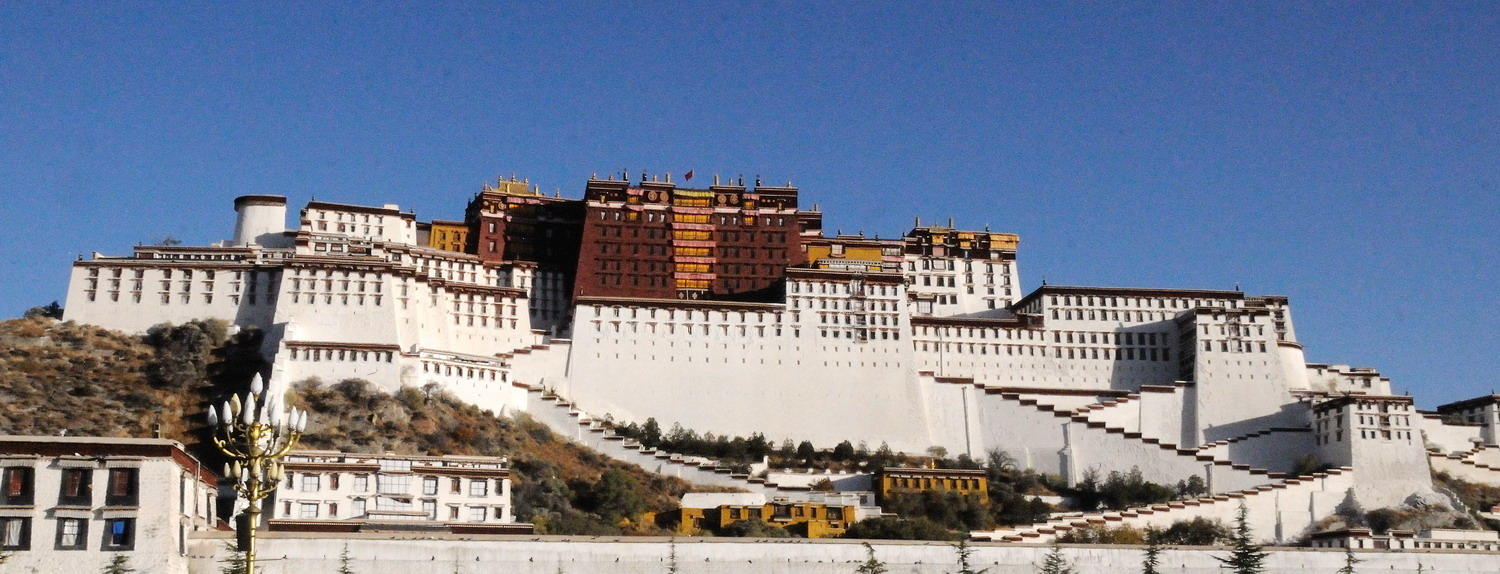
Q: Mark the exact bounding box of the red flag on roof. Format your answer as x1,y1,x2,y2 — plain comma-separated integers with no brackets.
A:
683,170,694,181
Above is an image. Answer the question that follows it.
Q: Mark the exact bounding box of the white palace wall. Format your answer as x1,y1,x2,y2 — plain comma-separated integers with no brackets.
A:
184,533,1500,574
563,297,951,454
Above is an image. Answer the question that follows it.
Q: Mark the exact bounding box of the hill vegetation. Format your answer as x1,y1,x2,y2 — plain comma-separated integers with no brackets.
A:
0,316,710,534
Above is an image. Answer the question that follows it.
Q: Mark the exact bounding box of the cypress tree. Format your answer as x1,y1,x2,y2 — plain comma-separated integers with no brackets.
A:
855,541,889,574
1141,526,1163,574
338,542,355,574
1214,503,1269,574
1035,543,1074,574
952,538,989,574
101,555,135,574
1335,543,1360,574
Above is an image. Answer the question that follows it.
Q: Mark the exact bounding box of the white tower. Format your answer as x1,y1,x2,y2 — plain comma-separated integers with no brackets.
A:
232,195,288,247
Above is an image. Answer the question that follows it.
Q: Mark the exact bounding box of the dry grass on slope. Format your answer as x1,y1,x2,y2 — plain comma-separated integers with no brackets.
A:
0,317,723,535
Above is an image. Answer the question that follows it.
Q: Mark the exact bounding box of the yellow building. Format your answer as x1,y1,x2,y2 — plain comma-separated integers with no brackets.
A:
803,235,903,272
876,467,989,503
665,492,862,538
423,219,471,253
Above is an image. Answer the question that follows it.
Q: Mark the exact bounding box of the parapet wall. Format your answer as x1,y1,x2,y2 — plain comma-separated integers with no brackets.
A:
184,533,1498,574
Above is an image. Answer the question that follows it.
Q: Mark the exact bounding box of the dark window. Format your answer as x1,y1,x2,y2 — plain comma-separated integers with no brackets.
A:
1,517,30,550
1,467,33,506
58,469,92,506
105,469,138,507
55,517,87,550
103,518,134,550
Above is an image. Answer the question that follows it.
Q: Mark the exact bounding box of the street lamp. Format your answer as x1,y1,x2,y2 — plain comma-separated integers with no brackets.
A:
207,373,307,573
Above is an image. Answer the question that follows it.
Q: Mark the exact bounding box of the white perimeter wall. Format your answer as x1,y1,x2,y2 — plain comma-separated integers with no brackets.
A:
183,533,1500,574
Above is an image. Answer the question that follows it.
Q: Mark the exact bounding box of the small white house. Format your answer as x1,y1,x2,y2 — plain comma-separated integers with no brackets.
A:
0,435,218,573
264,450,530,534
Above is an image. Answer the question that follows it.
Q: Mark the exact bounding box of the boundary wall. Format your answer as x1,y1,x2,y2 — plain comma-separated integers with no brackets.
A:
183,532,1499,574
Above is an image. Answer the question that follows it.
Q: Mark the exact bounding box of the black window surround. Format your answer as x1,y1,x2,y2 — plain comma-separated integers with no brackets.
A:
102,518,134,551
1,467,34,506
0,517,31,551
105,468,139,507
54,517,88,551
58,468,93,507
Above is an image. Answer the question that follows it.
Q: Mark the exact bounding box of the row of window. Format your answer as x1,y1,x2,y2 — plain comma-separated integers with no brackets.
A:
2,467,137,507
288,348,396,363
1053,294,1236,309
1050,308,1182,323
791,298,902,312
789,282,900,297
87,267,259,281
594,306,787,324
283,499,500,522
286,472,503,497
0,517,134,551
421,361,504,381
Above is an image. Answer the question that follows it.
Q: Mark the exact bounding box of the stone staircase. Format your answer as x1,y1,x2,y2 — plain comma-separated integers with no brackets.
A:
970,467,1356,544
1429,444,1500,486
513,380,811,495
986,389,1288,490
1068,393,1141,431
1193,427,1314,473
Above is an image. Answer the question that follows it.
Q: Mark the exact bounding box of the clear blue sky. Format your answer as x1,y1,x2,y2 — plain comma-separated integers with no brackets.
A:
1,3,1495,406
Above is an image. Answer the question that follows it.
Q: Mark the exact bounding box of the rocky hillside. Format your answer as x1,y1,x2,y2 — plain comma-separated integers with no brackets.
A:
0,317,710,535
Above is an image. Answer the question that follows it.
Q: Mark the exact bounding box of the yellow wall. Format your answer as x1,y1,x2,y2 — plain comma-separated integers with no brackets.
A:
664,502,857,538
877,470,989,503
428,221,470,253
806,244,887,263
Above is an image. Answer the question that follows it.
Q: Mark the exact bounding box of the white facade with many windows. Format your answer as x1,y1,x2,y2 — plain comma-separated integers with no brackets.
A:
0,436,216,574
264,450,523,533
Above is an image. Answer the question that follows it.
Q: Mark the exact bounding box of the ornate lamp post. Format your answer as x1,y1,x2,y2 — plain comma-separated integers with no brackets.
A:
207,373,307,574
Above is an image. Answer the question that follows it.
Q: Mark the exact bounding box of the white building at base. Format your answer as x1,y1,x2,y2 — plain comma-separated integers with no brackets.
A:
0,435,217,574
264,450,528,534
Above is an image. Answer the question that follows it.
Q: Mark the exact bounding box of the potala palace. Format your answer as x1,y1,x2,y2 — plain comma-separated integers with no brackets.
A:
59,173,1500,548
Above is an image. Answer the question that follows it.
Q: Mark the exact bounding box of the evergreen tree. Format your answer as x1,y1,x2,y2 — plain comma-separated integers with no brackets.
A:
1141,527,1163,574
218,542,247,574
1336,544,1360,574
855,541,889,574
338,542,356,574
102,554,135,574
952,539,989,574
1214,503,1268,574
1035,543,1074,574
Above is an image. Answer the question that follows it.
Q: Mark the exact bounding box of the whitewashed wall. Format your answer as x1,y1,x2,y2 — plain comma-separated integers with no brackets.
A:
184,532,1500,574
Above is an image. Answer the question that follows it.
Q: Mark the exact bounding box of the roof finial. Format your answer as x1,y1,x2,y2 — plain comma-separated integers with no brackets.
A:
665,172,672,183
915,216,921,227
755,175,762,187
713,174,721,185
591,172,598,180
1042,277,1048,286
948,217,955,228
